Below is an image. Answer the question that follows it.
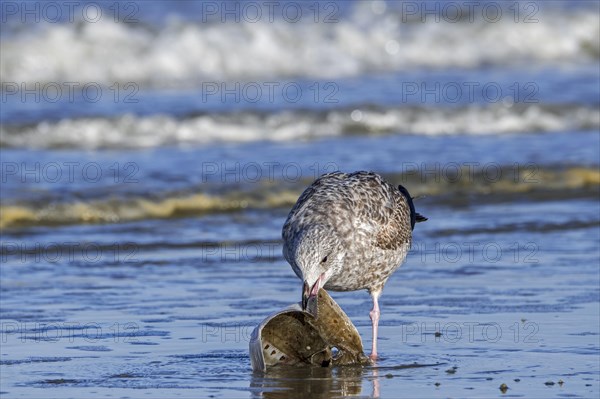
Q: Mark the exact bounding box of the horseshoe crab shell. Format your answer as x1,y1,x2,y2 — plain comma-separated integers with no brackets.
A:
250,289,371,372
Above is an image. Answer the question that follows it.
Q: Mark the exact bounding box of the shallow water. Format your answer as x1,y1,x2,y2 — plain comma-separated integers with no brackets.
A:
2,181,599,398
1,1,599,398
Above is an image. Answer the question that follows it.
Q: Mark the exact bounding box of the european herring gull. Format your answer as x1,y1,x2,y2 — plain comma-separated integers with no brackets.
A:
282,171,427,359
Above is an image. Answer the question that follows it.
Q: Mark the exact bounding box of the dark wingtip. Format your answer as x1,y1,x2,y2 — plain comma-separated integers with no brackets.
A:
397,185,427,230
397,184,410,198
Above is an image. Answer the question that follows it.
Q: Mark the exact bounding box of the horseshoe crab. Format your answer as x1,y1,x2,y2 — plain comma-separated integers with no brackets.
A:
250,289,371,372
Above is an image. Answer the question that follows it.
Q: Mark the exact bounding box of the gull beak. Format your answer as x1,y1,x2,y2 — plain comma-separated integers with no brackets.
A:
302,277,322,318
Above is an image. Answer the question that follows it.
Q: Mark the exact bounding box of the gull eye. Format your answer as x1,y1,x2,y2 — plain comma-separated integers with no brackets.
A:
321,256,328,263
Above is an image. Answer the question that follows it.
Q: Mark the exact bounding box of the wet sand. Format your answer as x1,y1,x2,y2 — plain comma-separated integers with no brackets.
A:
1,2,598,396
1,193,598,398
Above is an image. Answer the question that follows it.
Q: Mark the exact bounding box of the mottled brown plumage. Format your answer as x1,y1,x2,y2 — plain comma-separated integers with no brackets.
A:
282,171,427,359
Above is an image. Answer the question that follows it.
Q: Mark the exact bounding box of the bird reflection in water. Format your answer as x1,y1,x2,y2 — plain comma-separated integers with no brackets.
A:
250,362,443,398
250,365,380,399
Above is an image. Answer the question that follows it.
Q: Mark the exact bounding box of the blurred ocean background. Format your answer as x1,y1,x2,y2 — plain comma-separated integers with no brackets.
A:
1,1,599,398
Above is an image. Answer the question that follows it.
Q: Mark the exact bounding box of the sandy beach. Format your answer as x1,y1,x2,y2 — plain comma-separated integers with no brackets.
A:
1,1,599,398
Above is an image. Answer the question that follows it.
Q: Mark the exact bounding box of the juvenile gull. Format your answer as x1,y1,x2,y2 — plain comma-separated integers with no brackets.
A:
282,171,427,359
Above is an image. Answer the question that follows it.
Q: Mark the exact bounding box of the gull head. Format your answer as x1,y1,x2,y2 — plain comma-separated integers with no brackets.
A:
291,225,344,318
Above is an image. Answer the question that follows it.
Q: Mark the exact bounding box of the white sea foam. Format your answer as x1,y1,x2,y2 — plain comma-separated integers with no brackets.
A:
2,105,597,149
1,4,598,86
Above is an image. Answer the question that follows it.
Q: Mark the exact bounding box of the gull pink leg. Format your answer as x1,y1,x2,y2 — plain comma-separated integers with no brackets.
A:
369,290,381,360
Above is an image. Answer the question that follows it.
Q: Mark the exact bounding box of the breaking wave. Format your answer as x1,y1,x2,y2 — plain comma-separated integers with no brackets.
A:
1,2,598,87
1,165,598,229
1,104,598,149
